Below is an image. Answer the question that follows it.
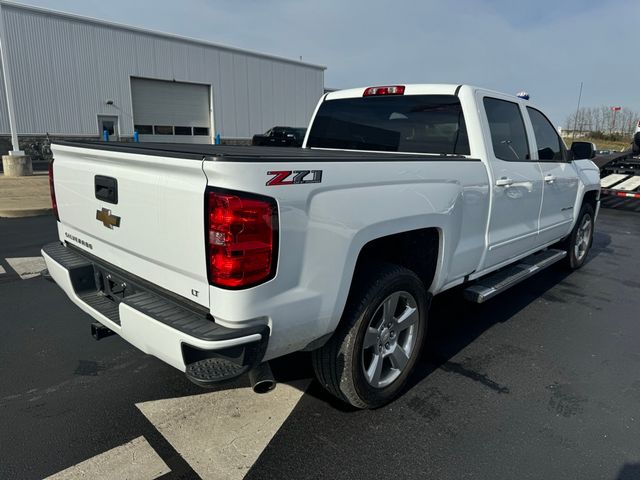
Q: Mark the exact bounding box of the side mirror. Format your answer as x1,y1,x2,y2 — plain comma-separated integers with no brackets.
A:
570,141,596,160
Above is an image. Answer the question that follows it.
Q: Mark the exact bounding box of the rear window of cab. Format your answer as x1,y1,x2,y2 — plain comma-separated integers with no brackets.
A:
306,94,470,156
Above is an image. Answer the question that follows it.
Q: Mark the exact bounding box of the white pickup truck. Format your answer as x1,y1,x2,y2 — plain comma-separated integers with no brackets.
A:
43,84,601,408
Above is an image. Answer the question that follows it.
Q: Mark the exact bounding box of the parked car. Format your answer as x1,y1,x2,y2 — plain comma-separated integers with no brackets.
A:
43,84,600,408
252,126,306,147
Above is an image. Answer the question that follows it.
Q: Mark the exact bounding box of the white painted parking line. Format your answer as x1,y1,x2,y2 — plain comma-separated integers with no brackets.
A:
137,380,309,480
0,264,5,274
5,256,46,279
45,436,170,480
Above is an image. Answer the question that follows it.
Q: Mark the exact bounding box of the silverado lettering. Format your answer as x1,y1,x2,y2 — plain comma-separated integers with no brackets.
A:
64,232,93,250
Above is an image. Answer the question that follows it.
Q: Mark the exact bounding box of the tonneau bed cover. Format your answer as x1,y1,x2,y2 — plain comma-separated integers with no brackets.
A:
51,141,473,162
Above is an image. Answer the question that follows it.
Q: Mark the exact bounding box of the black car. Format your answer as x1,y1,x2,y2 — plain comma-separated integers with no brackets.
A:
252,126,306,147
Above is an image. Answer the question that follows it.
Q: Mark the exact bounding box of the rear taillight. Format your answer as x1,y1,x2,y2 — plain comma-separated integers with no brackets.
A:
206,189,277,288
363,85,405,97
48,159,59,220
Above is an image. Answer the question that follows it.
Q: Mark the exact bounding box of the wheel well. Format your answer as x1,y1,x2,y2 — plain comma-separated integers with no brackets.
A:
582,189,598,212
354,228,439,291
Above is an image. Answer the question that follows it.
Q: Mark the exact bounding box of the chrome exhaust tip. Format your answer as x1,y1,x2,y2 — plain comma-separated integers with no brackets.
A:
249,362,276,394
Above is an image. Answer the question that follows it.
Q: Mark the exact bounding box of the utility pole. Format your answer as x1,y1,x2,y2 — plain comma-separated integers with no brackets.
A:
610,106,621,135
0,2,23,155
571,82,583,141
0,2,31,176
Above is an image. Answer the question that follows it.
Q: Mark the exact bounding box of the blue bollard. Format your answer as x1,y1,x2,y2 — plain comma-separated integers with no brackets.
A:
103,129,109,142
215,133,221,145
133,131,139,142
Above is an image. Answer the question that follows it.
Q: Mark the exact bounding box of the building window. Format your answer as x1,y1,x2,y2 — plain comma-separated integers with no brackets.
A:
134,125,153,135
193,127,209,136
174,126,192,135
154,125,173,135
102,121,115,135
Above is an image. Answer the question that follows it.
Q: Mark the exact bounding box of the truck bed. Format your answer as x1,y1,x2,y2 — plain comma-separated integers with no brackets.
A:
52,141,475,162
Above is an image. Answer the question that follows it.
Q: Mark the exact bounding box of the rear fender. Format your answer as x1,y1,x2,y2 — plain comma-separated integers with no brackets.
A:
302,181,464,336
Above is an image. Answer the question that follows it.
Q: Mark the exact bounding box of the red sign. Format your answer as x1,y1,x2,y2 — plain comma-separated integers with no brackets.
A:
611,106,622,111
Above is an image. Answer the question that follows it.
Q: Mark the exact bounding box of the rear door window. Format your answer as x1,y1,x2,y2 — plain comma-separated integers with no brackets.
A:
527,107,566,161
307,94,470,155
483,97,530,161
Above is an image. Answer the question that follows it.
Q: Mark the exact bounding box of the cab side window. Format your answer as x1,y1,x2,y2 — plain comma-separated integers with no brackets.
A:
484,97,530,161
527,107,566,161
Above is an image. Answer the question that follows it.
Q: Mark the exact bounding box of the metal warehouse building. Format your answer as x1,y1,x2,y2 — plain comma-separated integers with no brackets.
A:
0,1,325,152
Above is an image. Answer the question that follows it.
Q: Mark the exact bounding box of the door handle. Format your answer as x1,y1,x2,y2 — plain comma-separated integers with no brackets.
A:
495,177,514,187
544,175,556,184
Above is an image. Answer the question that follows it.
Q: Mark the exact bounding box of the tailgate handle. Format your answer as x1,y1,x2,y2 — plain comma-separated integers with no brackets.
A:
95,175,118,204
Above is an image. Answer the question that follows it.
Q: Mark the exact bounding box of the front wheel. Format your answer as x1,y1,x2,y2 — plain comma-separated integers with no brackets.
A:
312,263,428,409
562,203,595,269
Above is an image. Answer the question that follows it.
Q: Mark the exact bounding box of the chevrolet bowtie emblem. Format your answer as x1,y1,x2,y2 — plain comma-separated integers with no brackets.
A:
96,208,121,229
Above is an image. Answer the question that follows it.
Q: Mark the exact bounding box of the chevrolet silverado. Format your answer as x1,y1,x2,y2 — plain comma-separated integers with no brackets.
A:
43,84,601,408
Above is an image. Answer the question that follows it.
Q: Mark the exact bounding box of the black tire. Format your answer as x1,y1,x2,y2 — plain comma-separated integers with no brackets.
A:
312,263,428,409
561,203,595,270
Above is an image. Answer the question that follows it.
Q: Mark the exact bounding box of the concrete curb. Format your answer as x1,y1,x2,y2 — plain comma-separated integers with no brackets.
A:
0,207,52,218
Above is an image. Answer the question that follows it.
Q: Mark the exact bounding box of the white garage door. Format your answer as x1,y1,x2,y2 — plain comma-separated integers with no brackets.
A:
131,78,212,144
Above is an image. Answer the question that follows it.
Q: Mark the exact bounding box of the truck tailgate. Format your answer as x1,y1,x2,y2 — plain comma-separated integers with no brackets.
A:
51,143,210,307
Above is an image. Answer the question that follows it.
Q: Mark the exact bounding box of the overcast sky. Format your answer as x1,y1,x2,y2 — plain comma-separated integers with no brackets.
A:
11,0,640,126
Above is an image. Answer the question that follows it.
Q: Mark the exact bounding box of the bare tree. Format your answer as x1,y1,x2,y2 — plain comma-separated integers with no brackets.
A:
565,105,639,137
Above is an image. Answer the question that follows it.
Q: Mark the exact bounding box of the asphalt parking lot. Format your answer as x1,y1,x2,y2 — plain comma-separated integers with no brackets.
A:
1,199,639,480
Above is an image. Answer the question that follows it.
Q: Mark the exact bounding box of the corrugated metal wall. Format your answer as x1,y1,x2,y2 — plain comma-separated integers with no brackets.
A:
0,3,325,139
0,60,10,131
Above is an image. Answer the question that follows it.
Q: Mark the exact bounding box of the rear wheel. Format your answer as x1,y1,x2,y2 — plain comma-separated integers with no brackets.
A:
312,263,428,409
562,203,595,269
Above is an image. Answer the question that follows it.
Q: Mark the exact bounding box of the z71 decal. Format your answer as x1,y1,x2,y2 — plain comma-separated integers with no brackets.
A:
266,170,323,186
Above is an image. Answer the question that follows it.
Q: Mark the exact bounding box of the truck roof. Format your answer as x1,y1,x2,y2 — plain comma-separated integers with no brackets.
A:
324,84,529,104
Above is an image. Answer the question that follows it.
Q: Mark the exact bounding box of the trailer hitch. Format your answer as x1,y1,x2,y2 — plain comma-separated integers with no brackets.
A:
91,322,115,340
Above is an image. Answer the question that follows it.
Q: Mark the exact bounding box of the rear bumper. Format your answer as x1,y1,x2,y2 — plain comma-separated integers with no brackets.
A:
41,242,269,373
